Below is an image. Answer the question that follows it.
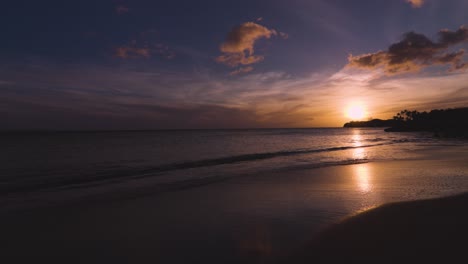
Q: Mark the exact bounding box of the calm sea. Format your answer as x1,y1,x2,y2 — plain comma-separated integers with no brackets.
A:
0,128,452,209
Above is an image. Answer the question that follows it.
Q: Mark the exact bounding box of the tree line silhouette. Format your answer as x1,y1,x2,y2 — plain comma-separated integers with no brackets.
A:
344,107,468,138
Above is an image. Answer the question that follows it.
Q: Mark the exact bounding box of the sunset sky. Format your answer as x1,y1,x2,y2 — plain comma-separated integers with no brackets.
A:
1,0,468,129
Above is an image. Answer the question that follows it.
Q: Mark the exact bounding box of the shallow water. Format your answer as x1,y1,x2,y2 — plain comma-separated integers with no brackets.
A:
0,128,465,209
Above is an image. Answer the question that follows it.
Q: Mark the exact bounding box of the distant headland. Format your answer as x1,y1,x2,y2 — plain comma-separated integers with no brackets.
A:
344,107,468,138
343,119,396,128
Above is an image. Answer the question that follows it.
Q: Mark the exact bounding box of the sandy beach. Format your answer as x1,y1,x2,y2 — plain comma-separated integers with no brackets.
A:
1,145,468,263
294,192,468,263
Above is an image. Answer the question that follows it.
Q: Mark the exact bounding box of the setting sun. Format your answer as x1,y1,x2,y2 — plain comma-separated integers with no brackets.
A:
346,104,367,120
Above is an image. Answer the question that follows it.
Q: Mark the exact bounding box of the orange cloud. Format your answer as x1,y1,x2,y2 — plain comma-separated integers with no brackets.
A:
405,0,424,8
216,22,278,67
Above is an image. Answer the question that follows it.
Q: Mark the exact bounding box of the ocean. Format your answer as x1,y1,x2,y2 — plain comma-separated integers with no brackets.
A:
2,128,468,263
1,128,465,211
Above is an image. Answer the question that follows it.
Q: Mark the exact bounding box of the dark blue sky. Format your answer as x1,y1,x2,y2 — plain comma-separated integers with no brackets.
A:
1,0,468,129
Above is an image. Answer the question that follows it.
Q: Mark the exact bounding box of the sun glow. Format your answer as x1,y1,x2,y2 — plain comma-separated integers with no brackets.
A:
345,104,367,120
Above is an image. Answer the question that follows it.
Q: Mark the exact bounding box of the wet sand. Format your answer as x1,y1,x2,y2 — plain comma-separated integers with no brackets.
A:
1,146,468,263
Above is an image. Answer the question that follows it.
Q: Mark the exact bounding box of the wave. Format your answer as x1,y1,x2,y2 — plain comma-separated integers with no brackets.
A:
364,138,385,142
135,143,388,176
274,158,370,173
0,139,420,195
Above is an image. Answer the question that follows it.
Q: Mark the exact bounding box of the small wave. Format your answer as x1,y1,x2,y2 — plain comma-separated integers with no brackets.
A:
275,158,370,172
135,144,386,177
365,138,385,142
0,140,415,195
391,138,433,144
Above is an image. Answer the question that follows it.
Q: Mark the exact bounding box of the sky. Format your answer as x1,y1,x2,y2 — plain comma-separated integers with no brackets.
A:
1,0,468,129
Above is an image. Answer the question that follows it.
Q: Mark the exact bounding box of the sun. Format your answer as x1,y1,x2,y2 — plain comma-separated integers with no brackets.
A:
346,104,367,120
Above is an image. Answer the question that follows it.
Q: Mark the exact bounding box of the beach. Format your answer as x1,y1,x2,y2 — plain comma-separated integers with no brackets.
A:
1,139,468,263
297,192,468,263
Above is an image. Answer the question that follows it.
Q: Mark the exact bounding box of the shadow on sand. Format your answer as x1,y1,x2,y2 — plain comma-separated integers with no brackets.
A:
289,192,468,263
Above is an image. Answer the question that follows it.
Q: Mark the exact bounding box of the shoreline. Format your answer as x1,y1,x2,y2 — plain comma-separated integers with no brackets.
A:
1,147,468,263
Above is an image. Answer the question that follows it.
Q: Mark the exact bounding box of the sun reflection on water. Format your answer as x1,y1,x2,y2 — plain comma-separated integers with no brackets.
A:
351,130,367,160
354,164,372,193
353,147,367,160
351,132,362,147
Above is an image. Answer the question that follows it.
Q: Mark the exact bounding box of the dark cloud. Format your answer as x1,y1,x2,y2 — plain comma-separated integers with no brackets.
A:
438,27,468,46
348,26,468,74
216,22,278,68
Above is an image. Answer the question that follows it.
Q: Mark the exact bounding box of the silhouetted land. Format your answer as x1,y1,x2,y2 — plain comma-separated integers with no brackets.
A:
344,107,468,138
343,119,396,128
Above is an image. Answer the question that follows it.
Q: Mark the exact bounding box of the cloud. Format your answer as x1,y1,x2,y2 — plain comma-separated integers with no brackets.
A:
115,46,151,59
439,26,468,46
0,61,333,129
115,5,129,15
115,42,175,59
216,22,278,67
348,26,468,74
279,32,289,39
230,66,254,76
3,58,468,129
405,0,425,8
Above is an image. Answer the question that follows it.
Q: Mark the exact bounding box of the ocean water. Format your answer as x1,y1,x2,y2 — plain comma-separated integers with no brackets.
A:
2,128,468,263
0,128,461,209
